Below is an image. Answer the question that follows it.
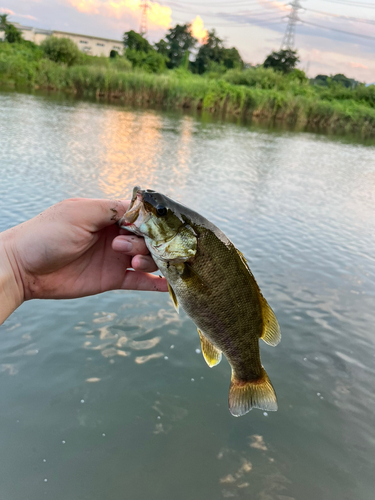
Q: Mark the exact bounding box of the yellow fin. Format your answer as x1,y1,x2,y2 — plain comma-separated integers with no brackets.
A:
168,283,179,313
228,367,278,417
260,296,281,347
198,329,222,368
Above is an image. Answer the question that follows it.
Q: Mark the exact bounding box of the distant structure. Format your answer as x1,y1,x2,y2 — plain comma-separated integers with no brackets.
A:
139,0,149,37
280,0,302,50
0,23,123,57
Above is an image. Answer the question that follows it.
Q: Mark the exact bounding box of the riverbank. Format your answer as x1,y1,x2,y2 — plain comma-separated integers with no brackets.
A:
1,46,374,138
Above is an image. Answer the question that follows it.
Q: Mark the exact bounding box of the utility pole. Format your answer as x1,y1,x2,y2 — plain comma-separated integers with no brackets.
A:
139,1,149,37
280,0,302,50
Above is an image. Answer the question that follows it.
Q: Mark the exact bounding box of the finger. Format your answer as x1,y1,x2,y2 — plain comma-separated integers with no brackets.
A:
112,235,149,256
59,198,130,232
121,270,168,292
131,255,159,273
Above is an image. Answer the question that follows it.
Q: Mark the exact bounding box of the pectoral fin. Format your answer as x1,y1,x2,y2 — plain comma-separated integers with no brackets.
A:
260,297,281,347
168,283,179,313
198,329,222,367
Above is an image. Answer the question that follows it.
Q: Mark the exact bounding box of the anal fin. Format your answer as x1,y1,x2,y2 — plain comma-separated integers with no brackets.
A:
260,296,281,347
228,367,278,417
198,329,222,368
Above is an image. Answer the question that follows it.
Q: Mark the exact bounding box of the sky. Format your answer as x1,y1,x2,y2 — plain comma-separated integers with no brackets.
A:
1,0,375,82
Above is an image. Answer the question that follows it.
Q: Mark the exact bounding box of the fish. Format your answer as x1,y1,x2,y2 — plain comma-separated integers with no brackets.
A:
119,186,281,417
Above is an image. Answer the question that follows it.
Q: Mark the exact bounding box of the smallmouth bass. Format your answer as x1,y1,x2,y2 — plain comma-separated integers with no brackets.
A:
119,187,281,417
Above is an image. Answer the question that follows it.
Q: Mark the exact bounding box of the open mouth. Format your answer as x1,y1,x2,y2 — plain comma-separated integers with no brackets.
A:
118,186,146,229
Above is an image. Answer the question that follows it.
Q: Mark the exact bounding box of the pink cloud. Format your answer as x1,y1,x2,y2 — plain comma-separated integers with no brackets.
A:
0,8,15,15
0,7,37,20
349,62,368,69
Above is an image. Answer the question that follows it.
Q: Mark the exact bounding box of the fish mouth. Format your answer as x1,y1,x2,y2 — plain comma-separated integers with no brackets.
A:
118,186,150,232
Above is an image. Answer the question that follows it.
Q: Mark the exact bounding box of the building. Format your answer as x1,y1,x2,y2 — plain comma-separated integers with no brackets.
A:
0,23,123,58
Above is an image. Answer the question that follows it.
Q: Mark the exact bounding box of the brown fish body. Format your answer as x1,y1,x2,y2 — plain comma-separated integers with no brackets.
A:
155,225,264,381
120,187,281,416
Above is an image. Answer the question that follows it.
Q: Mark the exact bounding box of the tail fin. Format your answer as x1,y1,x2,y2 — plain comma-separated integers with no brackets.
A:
228,368,278,417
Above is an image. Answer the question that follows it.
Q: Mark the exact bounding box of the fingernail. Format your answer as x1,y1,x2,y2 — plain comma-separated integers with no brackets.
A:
116,240,133,252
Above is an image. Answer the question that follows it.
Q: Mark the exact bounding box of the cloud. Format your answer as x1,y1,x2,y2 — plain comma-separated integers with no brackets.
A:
191,15,207,43
0,7,15,14
66,0,171,29
0,7,37,20
349,61,368,69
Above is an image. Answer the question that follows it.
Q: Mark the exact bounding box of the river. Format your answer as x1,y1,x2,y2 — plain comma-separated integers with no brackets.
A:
1,90,375,500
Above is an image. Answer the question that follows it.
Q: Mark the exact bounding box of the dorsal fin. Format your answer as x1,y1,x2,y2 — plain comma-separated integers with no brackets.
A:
168,283,179,313
260,296,281,347
198,329,222,367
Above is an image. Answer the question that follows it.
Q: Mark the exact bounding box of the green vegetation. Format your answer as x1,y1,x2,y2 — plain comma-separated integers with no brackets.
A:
0,17,374,138
0,14,23,44
41,36,81,66
264,49,299,74
155,24,196,69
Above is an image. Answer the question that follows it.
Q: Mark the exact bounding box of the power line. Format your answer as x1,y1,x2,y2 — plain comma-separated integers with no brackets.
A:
321,0,375,8
300,19,375,40
204,16,287,27
303,7,375,25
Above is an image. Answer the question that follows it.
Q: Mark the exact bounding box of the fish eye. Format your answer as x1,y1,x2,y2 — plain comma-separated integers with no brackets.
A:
156,205,167,216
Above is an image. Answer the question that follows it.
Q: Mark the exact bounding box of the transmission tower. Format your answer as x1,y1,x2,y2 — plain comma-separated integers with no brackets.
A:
139,1,149,37
280,0,302,50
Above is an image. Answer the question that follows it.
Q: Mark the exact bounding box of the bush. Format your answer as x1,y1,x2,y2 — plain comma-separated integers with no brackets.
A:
125,48,166,74
41,37,81,66
110,56,132,72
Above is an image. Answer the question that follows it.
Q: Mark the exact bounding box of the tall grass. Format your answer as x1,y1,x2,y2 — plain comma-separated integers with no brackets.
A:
1,43,374,137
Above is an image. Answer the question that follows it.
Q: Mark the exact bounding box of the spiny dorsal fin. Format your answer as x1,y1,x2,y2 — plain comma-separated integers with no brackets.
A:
198,329,222,368
168,283,179,313
260,296,281,347
228,367,278,417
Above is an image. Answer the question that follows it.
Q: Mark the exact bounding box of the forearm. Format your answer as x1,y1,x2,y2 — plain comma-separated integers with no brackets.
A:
0,231,24,325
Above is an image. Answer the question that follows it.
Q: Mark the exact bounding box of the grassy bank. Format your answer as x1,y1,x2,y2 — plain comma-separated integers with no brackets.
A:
1,42,374,138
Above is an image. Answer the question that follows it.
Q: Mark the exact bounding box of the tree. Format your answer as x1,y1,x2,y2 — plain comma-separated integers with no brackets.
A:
41,37,81,66
0,14,23,44
155,24,196,69
313,74,329,86
194,30,224,74
192,30,243,74
331,73,355,88
222,47,243,70
123,30,152,53
263,49,299,74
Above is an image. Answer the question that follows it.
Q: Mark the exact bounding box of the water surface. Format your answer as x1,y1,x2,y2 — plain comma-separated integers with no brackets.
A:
1,91,375,500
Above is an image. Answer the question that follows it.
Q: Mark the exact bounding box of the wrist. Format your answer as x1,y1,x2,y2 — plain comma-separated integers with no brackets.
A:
0,229,24,324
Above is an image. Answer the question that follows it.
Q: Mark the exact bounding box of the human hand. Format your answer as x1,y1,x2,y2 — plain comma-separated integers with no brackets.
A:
1,198,168,308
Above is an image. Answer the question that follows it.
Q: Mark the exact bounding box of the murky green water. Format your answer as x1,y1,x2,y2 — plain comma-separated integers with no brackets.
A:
1,91,375,500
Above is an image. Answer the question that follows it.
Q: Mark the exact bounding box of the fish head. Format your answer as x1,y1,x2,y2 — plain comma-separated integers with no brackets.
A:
118,186,197,263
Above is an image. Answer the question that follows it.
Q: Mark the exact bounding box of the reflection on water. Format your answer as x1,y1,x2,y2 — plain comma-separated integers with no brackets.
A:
0,91,375,500
99,112,163,197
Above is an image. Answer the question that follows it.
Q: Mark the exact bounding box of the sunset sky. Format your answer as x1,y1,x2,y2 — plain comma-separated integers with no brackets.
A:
2,0,375,82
